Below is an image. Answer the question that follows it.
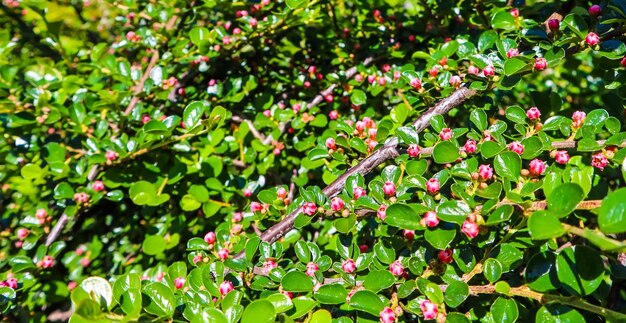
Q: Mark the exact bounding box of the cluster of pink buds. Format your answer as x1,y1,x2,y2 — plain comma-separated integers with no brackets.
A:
303,202,317,216
125,31,141,42
0,276,17,289
305,262,319,277
250,202,269,214
379,307,396,323
591,152,609,170
353,186,367,199
276,187,288,203
73,192,90,204
37,255,55,269
35,208,49,224
420,300,438,320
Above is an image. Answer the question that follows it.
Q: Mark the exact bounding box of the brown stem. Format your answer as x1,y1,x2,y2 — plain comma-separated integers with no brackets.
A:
233,87,476,260
124,50,160,115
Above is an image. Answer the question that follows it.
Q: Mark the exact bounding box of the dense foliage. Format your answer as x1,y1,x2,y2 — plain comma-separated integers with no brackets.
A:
1,0,626,322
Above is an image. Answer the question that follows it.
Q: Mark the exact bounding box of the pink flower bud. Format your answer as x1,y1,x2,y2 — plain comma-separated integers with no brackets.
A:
439,128,453,141
73,192,90,204
174,277,185,289
468,65,480,75
233,28,242,35
263,260,278,271
426,178,440,194
303,202,317,216
355,121,366,133
554,151,570,165
331,197,344,211
382,64,391,73
325,94,334,103
250,202,263,212
572,111,586,128
219,281,234,296
353,186,367,199
506,48,520,59
478,164,493,181
368,128,377,140
3,278,18,289
383,181,396,196
404,229,415,240
526,107,541,120
509,8,519,18
410,78,422,90
586,32,600,46
483,65,495,77
423,211,439,227
105,150,119,161
362,117,374,129
217,248,229,260
17,228,28,240
232,212,243,222
142,114,151,124
306,262,319,277
508,141,524,155
548,19,560,31
438,249,453,264
462,220,479,239
534,57,547,71
40,255,55,269
407,144,421,157
393,71,401,80
204,231,216,244
429,66,439,77
464,139,477,154
243,188,252,198
380,307,396,323
591,152,609,170
588,5,602,16
342,259,356,273
529,159,546,176
249,18,258,27
222,36,230,45
326,138,337,150
292,103,301,113
389,260,404,276
92,180,105,192
36,208,47,221
68,281,77,290
156,272,165,282
377,205,387,221
80,257,90,267
354,74,364,83
276,188,288,200
368,75,377,84
329,110,339,120
420,300,438,320
449,75,461,88
193,254,203,264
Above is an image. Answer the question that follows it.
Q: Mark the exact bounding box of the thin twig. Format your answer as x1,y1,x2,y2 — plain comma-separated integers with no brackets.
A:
124,50,160,115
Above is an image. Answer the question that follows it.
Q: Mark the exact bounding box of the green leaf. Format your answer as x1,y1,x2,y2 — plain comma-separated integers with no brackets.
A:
528,211,565,240
363,270,395,292
143,235,166,256
525,252,558,292
9,255,35,272
494,152,521,180
144,120,170,135
80,277,114,310
314,284,348,304
598,188,626,234
350,89,367,105
348,290,385,316
285,0,309,9
443,279,469,308
425,227,456,249
556,246,604,296
421,282,444,304
21,163,44,179
536,305,585,323
310,310,332,323
480,141,504,159
491,11,516,31
142,282,175,317
385,204,422,230
266,293,293,313
490,297,518,323
562,14,588,39
189,27,210,45
483,258,503,283
505,106,527,124
504,58,528,76
281,271,313,292
374,241,396,264
396,126,419,145
433,141,460,164
485,204,513,225
120,288,141,316
289,297,317,319
436,200,470,224
478,30,498,52
470,110,487,131
241,300,276,323
547,183,584,217
183,101,208,129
